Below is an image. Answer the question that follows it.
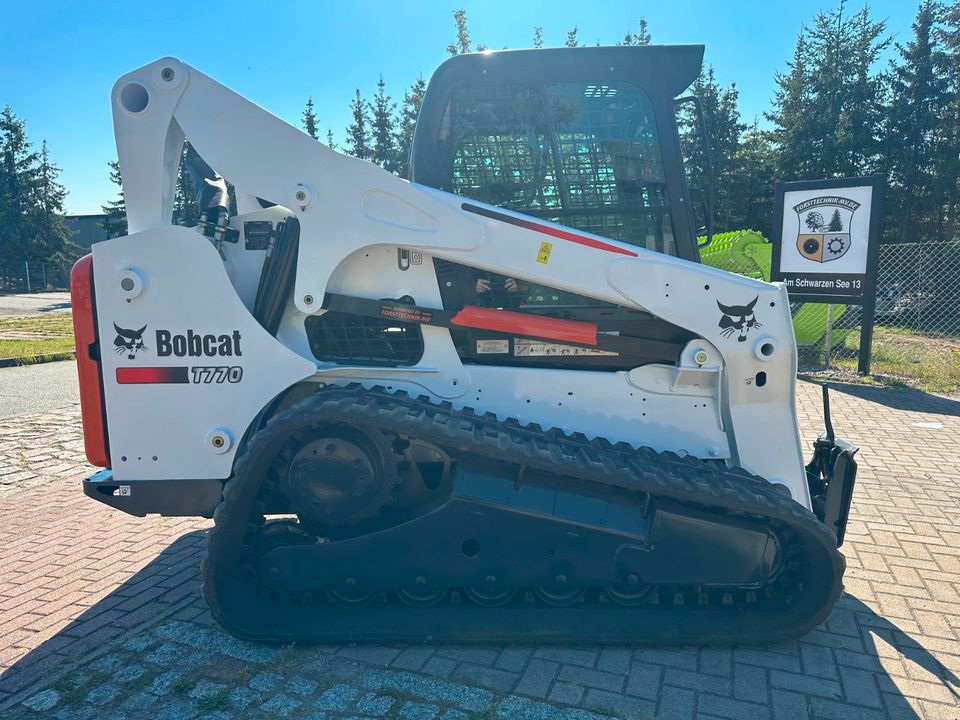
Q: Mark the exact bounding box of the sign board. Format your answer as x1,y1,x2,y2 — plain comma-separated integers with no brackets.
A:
771,176,884,374
772,177,882,302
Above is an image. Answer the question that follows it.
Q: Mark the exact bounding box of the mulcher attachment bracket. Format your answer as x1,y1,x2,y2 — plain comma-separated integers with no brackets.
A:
806,385,859,546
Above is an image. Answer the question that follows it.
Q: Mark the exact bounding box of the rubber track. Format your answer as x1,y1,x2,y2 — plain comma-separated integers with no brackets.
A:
202,384,846,645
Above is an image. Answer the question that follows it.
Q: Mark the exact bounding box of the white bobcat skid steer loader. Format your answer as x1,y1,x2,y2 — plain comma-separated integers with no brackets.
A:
71,46,857,644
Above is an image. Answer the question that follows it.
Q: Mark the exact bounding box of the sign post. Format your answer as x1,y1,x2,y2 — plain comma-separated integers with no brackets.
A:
771,176,883,374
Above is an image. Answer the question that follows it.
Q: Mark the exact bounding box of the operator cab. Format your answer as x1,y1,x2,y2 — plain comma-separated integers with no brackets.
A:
409,45,708,263
405,46,708,371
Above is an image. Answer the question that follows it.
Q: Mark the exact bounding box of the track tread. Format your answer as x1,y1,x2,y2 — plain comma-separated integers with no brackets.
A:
202,383,844,645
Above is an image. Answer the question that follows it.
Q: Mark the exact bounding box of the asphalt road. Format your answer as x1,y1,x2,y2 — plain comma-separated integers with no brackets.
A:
0,361,78,418
0,292,71,317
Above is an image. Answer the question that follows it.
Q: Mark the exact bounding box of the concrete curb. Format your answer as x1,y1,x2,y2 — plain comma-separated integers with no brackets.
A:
0,352,74,368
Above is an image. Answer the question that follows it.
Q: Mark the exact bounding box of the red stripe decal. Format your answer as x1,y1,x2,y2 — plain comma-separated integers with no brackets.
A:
462,203,639,257
451,305,597,346
116,367,189,384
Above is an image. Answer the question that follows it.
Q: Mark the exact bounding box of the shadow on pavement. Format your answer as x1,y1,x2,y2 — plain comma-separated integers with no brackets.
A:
839,596,959,715
0,530,207,707
36,301,71,313
1,527,958,718
827,381,960,416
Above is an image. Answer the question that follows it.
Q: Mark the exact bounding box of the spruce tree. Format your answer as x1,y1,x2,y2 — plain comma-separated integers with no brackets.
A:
345,88,372,160
727,123,778,237
565,26,580,47
172,143,200,226
636,18,651,45
370,76,399,173
398,76,426,172
101,160,127,238
768,4,888,181
621,18,651,45
828,208,844,231
533,26,543,49
681,67,746,231
30,140,72,260
0,106,40,258
767,35,814,180
447,9,472,55
326,128,337,151
883,0,948,242
302,97,319,140
936,0,960,239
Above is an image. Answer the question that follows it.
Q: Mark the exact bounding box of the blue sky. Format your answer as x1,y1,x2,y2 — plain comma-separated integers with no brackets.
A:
1,1,920,213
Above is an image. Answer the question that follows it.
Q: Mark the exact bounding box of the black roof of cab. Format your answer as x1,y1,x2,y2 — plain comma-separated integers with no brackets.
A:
410,45,704,186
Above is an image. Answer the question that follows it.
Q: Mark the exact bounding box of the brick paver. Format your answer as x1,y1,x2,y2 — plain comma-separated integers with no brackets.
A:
0,381,958,719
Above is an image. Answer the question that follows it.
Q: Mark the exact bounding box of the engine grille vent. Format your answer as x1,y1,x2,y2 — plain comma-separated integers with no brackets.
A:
305,311,423,366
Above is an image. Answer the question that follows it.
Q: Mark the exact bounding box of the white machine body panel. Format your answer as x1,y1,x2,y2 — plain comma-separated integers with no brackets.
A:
93,226,315,480
99,58,813,509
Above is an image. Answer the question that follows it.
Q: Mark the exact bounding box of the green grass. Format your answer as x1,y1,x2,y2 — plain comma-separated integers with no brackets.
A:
196,689,230,713
168,674,196,697
0,312,75,361
832,325,960,394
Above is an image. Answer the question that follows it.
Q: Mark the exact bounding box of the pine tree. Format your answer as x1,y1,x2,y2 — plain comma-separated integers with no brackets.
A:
326,128,337,151
101,160,127,238
172,143,200,226
935,0,960,239
883,1,948,242
0,106,40,258
447,9,472,55
565,26,580,47
398,76,426,172
727,123,779,237
767,34,814,180
681,67,746,231
828,208,844,231
767,3,889,181
29,140,72,260
370,76,399,172
621,18,651,45
302,97,319,140
636,18,651,45
533,26,543,49
345,88,372,160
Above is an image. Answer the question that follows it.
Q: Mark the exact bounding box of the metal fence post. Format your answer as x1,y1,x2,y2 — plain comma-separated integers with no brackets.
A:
824,304,834,366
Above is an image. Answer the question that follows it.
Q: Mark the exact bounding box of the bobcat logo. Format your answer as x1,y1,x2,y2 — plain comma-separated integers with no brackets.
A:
717,298,761,342
113,323,148,359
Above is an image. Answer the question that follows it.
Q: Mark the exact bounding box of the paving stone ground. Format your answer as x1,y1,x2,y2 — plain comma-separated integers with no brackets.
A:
0,381,958,719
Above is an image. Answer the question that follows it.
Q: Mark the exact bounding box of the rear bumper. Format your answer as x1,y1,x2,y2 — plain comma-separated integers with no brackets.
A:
83,470,222,518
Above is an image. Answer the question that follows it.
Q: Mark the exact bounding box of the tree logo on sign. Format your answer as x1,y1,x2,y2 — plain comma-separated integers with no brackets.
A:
794,196,860,263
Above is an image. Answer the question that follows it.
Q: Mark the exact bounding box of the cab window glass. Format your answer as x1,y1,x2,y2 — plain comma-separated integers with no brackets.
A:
438,81,676,257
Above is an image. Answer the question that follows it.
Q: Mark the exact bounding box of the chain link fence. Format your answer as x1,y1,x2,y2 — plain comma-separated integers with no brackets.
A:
0,260,72,294
796,241,960,393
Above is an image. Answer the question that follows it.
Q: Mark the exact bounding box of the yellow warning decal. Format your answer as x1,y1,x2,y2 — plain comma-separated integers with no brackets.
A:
537,241,553,264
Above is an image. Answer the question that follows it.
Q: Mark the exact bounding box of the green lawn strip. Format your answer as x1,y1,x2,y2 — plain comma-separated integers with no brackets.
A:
0,313,75,361
0,313,74,335
832,326,960,394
